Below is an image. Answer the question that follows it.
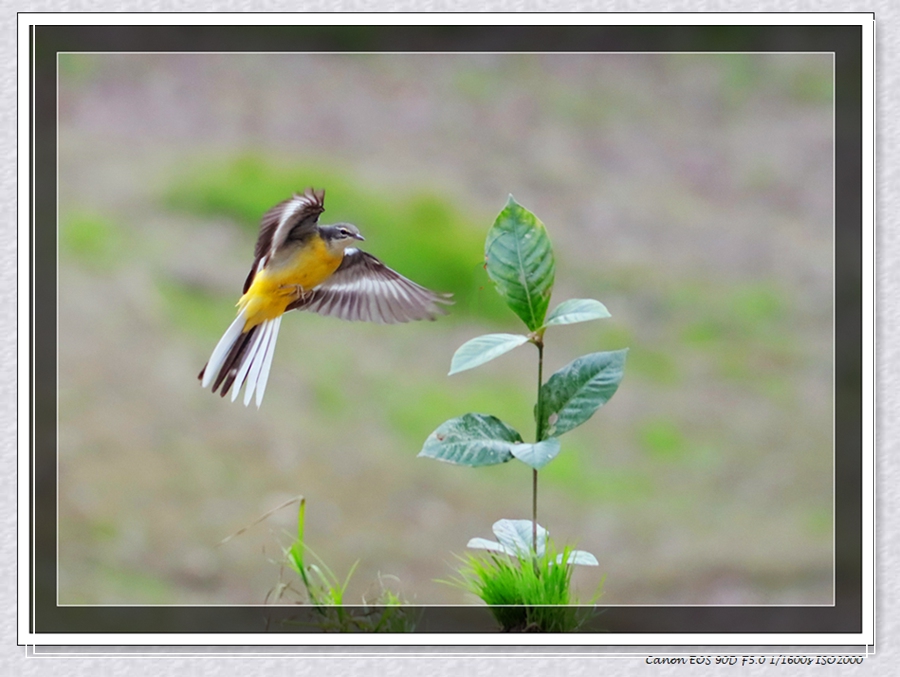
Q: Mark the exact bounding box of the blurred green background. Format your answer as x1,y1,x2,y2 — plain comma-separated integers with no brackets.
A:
57,53,833,605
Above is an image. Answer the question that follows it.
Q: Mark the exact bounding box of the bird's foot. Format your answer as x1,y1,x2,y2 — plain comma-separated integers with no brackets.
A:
279,284,310,302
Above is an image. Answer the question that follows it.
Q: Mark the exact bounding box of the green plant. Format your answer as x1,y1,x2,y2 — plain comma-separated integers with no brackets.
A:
419,195,627,624
444,519,602,632
270,498,417,633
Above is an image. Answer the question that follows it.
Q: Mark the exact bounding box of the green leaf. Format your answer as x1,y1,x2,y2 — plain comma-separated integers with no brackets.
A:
543,298,610,328
537,349,628,439
484,195,555,331
418,413,522,467
466,537,512,555
492,519,549,557
468,520,599,566
510,438,561,470
449,333,530,375
555,551,599,566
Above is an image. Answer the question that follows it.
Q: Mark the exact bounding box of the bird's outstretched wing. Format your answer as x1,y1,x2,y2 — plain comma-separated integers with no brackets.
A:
287,248,453,323
243,188,326,293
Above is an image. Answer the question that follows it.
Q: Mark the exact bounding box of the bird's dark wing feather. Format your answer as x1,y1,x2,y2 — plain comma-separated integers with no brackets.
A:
286,249,452,323
243,188,325,293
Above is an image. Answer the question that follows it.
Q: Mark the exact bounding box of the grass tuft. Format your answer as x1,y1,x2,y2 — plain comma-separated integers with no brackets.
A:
443,544,601,632
270,498,417,632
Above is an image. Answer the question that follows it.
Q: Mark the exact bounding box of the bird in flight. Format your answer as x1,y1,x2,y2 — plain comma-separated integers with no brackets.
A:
199,188,451,407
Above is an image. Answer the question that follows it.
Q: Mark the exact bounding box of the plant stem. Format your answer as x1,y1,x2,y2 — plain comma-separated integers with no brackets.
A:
532,468,538,553
533,338,545,554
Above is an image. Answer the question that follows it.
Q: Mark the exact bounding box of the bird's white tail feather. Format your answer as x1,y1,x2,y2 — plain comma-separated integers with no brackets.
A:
201,310,248,389
243,319,275,406
254,316,281,408
230,325,267,403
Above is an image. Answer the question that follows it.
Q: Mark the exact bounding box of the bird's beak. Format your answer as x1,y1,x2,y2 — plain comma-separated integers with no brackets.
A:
354,233,366,241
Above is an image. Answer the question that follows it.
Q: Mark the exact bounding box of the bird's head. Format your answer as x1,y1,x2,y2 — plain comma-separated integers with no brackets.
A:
321,223,365,253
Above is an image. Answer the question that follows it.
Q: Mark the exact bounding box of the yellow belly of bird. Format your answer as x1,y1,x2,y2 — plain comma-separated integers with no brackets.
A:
236,236,342,331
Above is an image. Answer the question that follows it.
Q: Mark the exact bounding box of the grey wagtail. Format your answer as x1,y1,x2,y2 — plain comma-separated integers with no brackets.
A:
199,188,452,407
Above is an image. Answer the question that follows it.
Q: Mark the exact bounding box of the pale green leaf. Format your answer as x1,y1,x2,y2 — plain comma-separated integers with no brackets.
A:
449,333,529,375
543,298,610,328
466,537,515,555
509,438,561,470
537,349,628,439
492,519,549,557
555,550,599,566
418,413,521,467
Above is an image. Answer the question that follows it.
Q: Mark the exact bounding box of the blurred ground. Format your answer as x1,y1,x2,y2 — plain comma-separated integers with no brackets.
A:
57,52,833,606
